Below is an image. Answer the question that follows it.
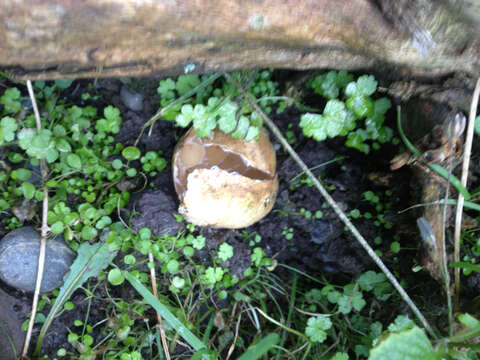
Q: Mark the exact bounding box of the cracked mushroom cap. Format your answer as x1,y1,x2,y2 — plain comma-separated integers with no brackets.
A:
172,127,278,228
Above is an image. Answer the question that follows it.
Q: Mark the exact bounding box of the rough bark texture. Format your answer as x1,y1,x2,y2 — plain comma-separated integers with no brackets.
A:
0,0,479,80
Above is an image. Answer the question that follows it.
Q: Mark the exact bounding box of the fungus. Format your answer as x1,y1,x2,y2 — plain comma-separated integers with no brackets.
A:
172,127,278,228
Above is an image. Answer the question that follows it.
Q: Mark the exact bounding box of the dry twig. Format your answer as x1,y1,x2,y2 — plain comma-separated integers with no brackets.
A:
454,77,480,305
22,80,50,358
148,250,171,360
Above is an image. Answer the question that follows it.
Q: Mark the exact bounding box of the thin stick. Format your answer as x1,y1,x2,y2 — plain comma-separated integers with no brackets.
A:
440,128,454,336
22,80,49,358
148,250,171,360
226,304,241,360
454,77,480,305
226,73,438,339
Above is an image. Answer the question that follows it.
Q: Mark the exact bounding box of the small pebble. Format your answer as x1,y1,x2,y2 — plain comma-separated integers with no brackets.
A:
310,220,330,245
120,85,144,112
0,227,75,293
21,99,33,111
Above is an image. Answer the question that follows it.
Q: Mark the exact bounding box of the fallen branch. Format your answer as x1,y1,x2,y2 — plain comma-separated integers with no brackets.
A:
22,80,50,358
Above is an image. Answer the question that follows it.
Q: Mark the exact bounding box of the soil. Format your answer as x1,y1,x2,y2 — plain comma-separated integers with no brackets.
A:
0,71,479,359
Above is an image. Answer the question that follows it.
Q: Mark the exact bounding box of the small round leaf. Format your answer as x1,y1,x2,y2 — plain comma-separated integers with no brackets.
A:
67,154,82,169
108,268,125,286
122,146,141,161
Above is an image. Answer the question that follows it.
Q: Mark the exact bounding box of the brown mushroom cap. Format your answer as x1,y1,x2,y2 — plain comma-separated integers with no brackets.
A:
172,127,278,228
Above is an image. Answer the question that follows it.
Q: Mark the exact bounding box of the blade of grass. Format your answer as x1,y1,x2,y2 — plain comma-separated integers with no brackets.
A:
124,271,206,351
290,156,345,183
448,323,480,343
237,333,280,360
449,262,480,274
275,274,297,360
399,199,480,213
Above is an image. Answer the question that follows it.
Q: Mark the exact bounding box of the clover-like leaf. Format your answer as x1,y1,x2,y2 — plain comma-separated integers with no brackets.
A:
157,78,176,99
387,315,415,333
346,130,370,154
244,125,260,142
331,353,349,360
231,115,250,139
176,75,201,96
369,326,436,360
346,94,374,119
218,243,234,262
18,128,58,161
204,267,224,285
300,100,349,141
176,104,195,128
356,75,377,96
0,116,17,143
358,271,387,291
0,88,21,114
102,106,122,134
374,97,391,115
192,109,216,138
305,315,332,343
217,101,238,134
67,154,82,169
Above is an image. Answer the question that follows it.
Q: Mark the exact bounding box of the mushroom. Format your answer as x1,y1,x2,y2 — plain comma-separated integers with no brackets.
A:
172,126,278,228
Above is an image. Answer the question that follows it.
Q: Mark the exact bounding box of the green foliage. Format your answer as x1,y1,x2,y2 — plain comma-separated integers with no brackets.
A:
305,315,332,343
157,70,283,140
0,116,17,144
140,151,166,176
3,73,477,360
121,146,141,161
0,77,286,359
34,241,117,355
331,353,349,360
309,70,354,100
369,325,438,360
18,128,59,163
302,71,392,153
0,87,21,113
236,333,280,360
475,115,480,136
218,243,234,262
299,100,355,141
108,268,125,285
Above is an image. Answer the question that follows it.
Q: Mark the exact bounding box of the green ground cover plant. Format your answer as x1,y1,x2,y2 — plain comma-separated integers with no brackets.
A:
0,70,479,359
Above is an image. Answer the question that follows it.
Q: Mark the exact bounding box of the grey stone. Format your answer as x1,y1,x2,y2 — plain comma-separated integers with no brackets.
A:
0,227,75,293
120,85,144,111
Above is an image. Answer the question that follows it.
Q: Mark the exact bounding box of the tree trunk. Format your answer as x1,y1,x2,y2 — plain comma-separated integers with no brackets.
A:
1,0,479,80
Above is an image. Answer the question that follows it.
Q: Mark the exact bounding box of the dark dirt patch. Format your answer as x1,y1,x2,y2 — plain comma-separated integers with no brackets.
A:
0,286,29,360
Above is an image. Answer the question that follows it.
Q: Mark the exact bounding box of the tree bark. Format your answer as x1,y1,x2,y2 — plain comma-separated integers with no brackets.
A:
1,0,479,80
